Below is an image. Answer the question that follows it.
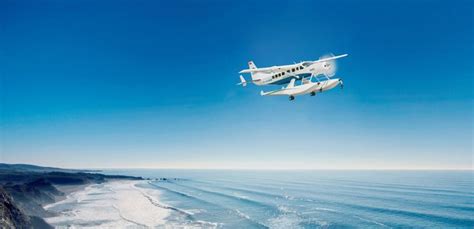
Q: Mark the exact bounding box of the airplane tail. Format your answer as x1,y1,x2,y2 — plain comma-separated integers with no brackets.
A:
237,75,247,87
248,60,265,82
248,61,257,70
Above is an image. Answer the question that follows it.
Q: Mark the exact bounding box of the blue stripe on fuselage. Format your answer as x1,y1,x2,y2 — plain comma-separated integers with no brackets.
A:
271,73,312,85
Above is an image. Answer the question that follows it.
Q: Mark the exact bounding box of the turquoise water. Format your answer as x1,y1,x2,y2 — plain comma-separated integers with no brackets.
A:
103,170,474,228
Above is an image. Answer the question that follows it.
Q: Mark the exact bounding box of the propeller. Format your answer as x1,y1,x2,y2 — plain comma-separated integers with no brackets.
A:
339,79,344,89
320,53,337,78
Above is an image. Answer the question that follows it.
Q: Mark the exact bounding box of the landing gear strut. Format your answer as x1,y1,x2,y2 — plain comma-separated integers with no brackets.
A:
289,95,295,101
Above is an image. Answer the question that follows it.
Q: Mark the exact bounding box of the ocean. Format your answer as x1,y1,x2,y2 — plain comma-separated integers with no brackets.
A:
96,170,474,228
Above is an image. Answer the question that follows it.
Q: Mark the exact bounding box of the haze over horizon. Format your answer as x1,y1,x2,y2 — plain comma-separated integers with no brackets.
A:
1,0,472,170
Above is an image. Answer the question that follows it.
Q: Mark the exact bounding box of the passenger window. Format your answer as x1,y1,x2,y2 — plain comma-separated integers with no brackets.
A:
292,68,295,72
282,72,285,75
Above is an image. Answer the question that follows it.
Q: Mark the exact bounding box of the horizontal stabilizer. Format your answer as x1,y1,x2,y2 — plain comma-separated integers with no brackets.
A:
237,75,247,87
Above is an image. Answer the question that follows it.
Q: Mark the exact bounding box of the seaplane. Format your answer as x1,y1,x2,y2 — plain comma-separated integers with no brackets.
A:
238,53,348,100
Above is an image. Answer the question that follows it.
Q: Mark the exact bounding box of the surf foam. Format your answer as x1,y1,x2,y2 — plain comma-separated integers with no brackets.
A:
44,180,170,228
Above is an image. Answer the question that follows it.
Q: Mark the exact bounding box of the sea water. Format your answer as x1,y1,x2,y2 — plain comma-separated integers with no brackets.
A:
101,170,473,228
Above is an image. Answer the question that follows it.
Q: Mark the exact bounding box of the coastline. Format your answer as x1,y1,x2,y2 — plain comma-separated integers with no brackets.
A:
44,180,171,228
51,183,91,203
0,164,144,228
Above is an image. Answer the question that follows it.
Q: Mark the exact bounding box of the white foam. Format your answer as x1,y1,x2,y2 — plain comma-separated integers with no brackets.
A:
353,215,390,228
235,209,251,220
267,214,303,229
44,180,170,228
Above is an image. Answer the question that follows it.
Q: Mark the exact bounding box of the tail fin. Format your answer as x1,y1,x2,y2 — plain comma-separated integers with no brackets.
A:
286,79,296,89
237,75,247,87
248,61,263,82
248,61,257,70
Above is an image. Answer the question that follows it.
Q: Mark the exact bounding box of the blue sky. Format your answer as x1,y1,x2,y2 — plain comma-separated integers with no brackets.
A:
1,0,472,169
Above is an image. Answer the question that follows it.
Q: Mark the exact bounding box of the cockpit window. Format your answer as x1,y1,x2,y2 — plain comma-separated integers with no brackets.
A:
302,62,312,67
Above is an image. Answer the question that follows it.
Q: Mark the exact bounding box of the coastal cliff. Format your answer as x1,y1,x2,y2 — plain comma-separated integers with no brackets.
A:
0,187,52,229
0,187,31,228
0,163,142,228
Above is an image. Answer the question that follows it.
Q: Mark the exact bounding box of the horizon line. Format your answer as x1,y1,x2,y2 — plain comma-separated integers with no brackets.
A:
95,167,473,171
3,163,472,171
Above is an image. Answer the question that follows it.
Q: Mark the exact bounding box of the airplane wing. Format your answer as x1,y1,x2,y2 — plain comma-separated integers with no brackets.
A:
310,54,348,64
236,75,262,86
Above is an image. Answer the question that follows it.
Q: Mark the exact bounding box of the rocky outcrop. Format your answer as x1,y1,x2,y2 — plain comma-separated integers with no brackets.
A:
0,187,32,228
3,179,63,218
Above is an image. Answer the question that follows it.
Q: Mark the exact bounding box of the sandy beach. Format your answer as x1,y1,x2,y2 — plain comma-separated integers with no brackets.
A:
44,180,170,228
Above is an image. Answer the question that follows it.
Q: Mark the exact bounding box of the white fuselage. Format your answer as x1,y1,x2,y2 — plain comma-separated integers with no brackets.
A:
253,61,333,86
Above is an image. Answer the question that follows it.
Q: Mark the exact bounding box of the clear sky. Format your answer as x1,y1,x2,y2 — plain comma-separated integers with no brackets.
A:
1,0,472,169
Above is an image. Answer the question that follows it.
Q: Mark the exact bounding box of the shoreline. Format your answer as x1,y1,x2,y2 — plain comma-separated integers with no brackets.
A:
44,180,171,228
0,164,144,228
50,183,91,204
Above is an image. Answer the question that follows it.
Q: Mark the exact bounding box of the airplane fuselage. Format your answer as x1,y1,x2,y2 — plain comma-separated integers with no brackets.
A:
253,61,332,86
